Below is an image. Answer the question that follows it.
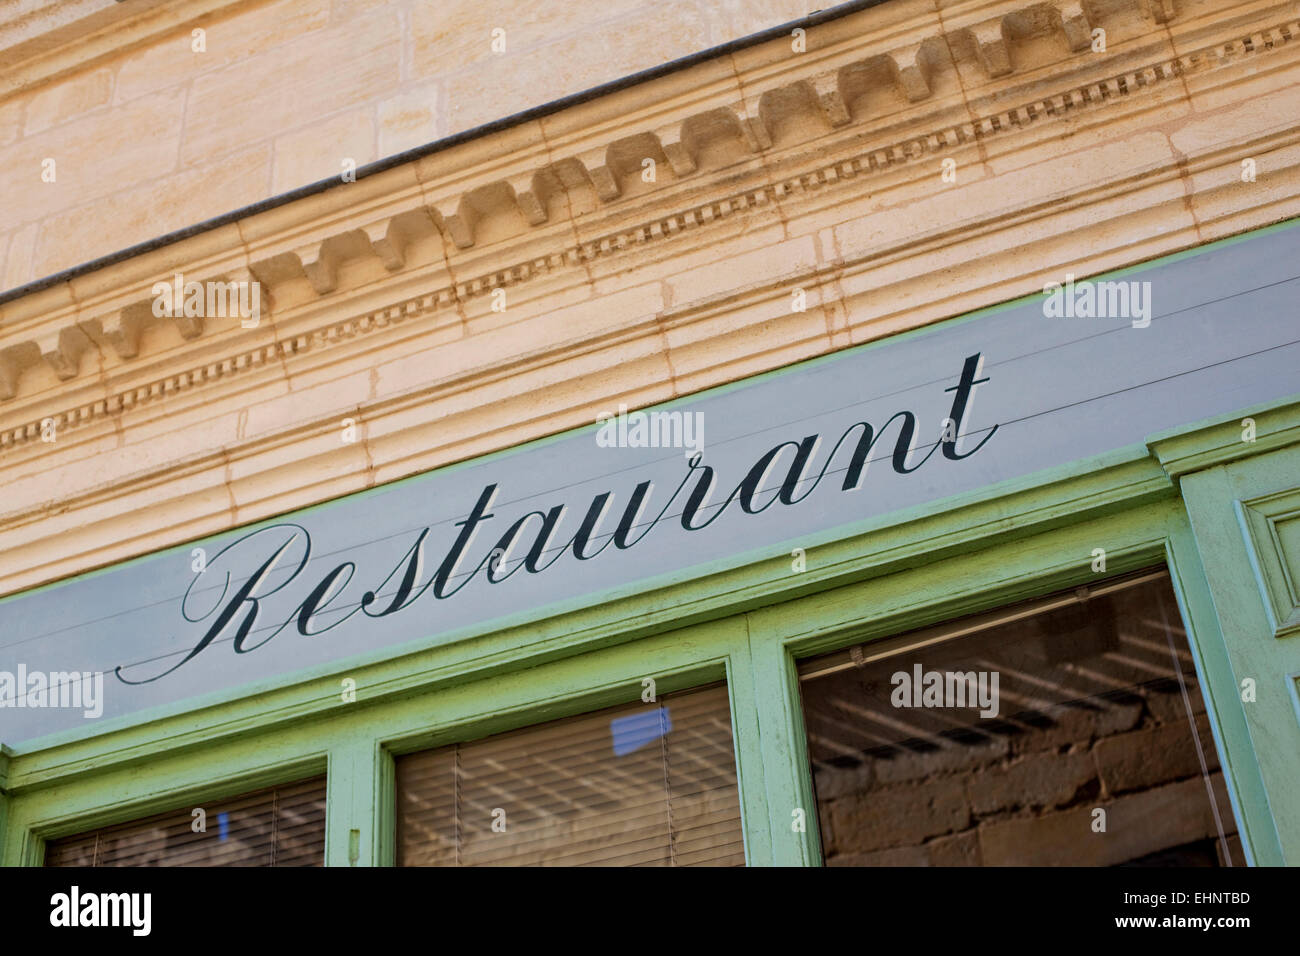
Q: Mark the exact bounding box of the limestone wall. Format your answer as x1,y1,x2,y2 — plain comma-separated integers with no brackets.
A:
0,0,823,290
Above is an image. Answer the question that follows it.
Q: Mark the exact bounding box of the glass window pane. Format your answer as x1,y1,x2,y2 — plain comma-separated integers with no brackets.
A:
798,570,1240,866
395,681,744,866
44,776,327,867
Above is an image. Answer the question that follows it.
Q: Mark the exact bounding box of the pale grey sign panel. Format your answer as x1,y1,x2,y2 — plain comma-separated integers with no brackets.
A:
2,224,1299,745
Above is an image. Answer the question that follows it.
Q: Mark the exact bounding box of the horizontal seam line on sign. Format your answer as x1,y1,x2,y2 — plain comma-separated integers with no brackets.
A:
0,0,891,309
16,332,1300,671
5,323,1299,656
6,262,1299,617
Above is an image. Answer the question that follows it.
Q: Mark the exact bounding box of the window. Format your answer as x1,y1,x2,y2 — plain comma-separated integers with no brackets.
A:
798,570,1240,866
44,776,327,867
395,682,744,866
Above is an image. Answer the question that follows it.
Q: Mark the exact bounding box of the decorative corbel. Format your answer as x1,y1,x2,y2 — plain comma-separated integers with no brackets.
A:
1141,0,1176,25
429,197,476,249
293,240,339,294
77,303,150,360
36,325,93,380
970,17,1013,78
733,104,773,152
570,148,618,203
506,171,553,222
655,125,698,177
0,343,39,400
809,74,852,127
1058,0,1093,52
889,42,934,102
361,220,408,271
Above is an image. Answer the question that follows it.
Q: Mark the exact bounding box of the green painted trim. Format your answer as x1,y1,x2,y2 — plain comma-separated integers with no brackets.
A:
7,419,1288,866
1237,487,1300,640
6,623,746,865
376,748,397,868
720,627,775,866
1164,518,1283,866
7,751,329,867
1289,672,1300,742
746,629,822,865
324,739,384,867
1178,443,1300,864
6,463,1281,867
0,748,10,866
1149,393,1300,479
746,496,1284,866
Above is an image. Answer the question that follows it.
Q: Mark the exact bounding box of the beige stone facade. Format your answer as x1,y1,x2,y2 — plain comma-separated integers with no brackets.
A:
0,0,828,286
2,0,1297,603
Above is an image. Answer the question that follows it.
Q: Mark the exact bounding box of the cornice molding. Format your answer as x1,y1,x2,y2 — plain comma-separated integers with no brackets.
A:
1149,396,1300,480
0,0,1211,406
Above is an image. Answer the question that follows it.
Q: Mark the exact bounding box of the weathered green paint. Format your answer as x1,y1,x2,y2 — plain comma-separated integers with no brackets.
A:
1164,516,1282,866
1147,396,1300,865
1238,486,1300,640
718,626,775,866
744,623,820,866
1173,446,1300,865
325,738,384,868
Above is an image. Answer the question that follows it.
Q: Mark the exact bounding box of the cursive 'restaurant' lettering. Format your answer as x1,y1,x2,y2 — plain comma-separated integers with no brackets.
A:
116,353,999,685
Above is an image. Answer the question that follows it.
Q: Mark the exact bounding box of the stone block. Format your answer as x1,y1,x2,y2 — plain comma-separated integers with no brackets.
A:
827,774,971,852
23,67,111,134
378,80,444,158
114,0,331,103
181,8,400,166
1094,720,1206,794
979,777,1221,866
272,107,376,193
966,748,1098,815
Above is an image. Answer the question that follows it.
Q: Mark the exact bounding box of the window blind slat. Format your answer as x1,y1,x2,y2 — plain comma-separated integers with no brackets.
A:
45,776,327,867
396,683,744,866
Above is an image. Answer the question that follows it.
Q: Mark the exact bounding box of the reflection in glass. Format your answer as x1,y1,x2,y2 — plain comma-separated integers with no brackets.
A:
45,777,326,867
798,570,1240,866
395,682,744,866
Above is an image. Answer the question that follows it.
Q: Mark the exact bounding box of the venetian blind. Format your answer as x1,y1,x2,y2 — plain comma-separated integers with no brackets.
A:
44,776,327,867
395,682,745,866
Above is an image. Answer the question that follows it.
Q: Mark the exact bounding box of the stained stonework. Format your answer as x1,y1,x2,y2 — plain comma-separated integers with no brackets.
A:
0,0,1297,601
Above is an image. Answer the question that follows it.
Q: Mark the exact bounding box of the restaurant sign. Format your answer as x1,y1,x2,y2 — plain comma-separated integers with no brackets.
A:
2,224,1298,745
